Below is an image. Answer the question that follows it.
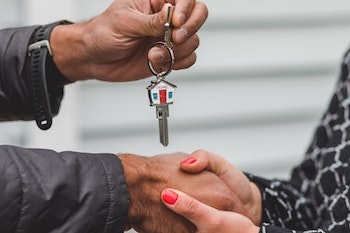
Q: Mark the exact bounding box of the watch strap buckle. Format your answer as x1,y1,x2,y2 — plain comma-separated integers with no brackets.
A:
28,40,52,56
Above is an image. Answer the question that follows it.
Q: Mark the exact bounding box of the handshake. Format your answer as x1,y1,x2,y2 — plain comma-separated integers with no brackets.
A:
119,150,262,233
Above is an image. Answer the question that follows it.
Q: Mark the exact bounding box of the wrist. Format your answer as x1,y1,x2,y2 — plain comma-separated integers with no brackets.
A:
118,153,153,225
50,22,91,82
28,21,72,130
249,182,263,226
250,225,261,233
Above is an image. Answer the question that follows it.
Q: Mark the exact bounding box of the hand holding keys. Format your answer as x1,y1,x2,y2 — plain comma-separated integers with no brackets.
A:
147,5,176,147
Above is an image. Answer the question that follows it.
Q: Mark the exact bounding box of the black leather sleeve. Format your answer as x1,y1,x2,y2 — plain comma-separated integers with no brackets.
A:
0,145,129,233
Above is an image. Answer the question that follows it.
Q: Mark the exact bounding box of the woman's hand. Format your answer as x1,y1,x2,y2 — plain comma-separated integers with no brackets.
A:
161,188,260,233
180,149,263,225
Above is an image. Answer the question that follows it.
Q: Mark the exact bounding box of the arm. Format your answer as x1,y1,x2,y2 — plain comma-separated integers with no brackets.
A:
177,150,329,233
119,152,238,233
0,26,65,121
161,186,326,233
0,0,208,123
0,145,128,233
50,0,208,82
247,48,350,232
246,174,317,230
0,146,237,233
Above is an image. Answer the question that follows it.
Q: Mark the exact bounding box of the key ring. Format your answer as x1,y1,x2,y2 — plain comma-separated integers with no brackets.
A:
146,4,177,147
147,41,175,78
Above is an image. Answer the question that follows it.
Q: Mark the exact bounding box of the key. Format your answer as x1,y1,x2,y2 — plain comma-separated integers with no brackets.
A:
164,5,173,48
147,79,176,146
156,104,169,146
146,5,176,146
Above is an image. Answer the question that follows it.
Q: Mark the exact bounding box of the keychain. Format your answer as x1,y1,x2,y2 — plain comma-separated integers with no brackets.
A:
147,5,176,147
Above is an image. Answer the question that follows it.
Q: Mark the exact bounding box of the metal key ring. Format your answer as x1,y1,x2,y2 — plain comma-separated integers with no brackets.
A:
147,41,175,78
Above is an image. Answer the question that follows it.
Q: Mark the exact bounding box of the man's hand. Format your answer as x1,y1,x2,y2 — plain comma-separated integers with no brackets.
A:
50,0,208,82
161,188,260,233
118,152,235,233
180,149,263,225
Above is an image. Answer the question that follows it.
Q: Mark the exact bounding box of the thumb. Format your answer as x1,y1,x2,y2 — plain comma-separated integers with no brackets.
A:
142,3,172,37
161,188,220,228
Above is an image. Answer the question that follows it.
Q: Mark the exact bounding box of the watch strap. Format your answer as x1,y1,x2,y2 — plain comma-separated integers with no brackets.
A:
28,20,71,130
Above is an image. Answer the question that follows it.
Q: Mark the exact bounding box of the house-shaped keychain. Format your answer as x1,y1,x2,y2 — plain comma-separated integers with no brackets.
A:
147,79,177,106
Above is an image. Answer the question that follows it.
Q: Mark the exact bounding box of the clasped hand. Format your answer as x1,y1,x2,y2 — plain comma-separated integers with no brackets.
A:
162,150,263,233
119,152,235,233
119,150,262,233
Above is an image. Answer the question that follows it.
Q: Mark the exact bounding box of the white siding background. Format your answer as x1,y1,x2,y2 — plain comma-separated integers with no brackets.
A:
1,2,350,229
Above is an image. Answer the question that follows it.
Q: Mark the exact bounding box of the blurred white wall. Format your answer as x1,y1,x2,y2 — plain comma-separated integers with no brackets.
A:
1,0,350,181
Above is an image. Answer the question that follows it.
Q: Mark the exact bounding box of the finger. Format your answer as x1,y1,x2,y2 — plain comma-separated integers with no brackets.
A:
193,150,250,187
180,150,249,189
169,0,196,27
148,46,166,64
180,149,219,173
148,34,199,70
190,150,254,205
172,52,196,70
172,1,208,43
161,188,220,227
148,51,196,73
191,149,234,177
172,33,200,59
180,154,209,173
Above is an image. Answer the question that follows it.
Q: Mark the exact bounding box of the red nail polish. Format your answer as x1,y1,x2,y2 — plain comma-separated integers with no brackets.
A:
162,189,178,205
180,156,197,165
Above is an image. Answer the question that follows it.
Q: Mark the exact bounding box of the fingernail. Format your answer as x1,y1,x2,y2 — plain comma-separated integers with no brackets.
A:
151,50,164,62
180,156,197,165
177,13,186,25
162,189,178,205
176,28,188,42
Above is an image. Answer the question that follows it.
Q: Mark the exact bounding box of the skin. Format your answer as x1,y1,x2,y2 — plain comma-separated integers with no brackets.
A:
118,152,237,233
161,149,264,232
49,0,208,82
179,149,263,225
35,1,236,232
161,188,260,233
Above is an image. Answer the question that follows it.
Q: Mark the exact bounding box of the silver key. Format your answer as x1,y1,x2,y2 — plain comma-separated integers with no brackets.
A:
156,105,169,146
147,79,176,146
164,5,173,48
146,5,176,146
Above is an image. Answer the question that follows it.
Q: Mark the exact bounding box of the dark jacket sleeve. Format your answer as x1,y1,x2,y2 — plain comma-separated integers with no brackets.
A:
0,26,64,121
0,145,129,233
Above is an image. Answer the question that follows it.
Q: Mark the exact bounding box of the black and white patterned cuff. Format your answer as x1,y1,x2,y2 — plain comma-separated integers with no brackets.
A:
259,223,325,233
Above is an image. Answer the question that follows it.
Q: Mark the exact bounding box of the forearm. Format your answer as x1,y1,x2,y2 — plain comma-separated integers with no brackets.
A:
0,26,39,120
0,24,67,122
246,174,316,230
0,145,129,233
50,22,93,82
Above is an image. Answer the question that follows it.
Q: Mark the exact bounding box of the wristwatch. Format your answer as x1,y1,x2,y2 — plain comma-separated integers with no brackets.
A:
28,20,72,130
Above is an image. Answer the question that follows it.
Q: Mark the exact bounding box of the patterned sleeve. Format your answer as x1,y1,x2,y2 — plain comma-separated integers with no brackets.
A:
259,223,325,233
246,48,350,233
247,174,327,233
